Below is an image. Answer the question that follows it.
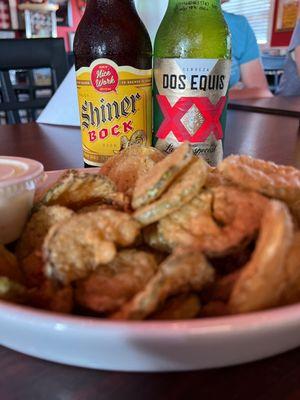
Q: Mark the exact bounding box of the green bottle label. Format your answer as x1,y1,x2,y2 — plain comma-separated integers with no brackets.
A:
173,0,221,12
153,58,231,166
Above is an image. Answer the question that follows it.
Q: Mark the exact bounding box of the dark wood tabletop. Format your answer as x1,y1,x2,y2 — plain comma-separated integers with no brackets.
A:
0,111,300,400
229,96,300,119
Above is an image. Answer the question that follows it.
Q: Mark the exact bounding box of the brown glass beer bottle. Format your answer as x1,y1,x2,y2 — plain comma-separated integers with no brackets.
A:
74,0,152,167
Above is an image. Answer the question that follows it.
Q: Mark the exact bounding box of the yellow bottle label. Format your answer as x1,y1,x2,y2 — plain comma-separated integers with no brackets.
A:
76,58,152,166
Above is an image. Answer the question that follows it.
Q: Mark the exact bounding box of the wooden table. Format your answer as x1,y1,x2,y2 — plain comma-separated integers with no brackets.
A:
1,111,300,400
229,96,300,119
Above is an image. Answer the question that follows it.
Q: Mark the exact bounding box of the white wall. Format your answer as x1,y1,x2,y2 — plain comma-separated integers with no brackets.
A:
134,0,168,43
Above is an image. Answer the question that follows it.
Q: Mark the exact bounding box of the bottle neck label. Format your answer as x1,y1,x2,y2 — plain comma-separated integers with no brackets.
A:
76,58,152,166
168,0,221,12
153,58,231,166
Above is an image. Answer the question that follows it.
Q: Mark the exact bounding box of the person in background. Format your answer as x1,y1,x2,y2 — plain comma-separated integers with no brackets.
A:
276,1,300,96
222,0,273,100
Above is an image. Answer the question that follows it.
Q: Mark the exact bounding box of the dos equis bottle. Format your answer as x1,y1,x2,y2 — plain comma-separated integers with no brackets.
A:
153,0,231,166
74,0,152,167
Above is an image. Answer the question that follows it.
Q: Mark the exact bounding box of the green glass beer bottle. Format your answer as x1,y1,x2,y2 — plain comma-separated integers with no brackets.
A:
153,0,231,166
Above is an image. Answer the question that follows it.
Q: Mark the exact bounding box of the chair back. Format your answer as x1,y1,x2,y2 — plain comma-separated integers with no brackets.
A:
0,38,68,124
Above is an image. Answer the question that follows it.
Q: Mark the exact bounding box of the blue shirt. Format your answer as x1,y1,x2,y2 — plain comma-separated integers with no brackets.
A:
223,11,260,88
276,20,300,96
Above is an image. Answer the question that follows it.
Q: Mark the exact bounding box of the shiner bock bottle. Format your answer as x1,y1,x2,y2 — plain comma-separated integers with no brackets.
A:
153,0,231,166
74,0,152,167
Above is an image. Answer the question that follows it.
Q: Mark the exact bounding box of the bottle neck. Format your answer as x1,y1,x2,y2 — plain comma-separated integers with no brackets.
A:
168,0,221,12
86,0,135,12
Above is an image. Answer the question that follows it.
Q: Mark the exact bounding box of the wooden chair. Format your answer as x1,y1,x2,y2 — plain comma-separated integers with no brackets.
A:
0,38,69,124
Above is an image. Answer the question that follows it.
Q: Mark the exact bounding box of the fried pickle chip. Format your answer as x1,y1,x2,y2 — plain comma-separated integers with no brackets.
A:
43,210,141,284
134,157,208,226
0,245,23,282
280,232,300,305
143,224,171,253
17,205,74,261
16,205,74,286
229,200,294,313
75,250,158,313
132,142,193,209
0,276,27,303
111,251,215,320
151,293,201,320
77,203,120,214
204,168,231,188
219,155,300,204
158,186,268,257
101,146,164,196
36,170,127,211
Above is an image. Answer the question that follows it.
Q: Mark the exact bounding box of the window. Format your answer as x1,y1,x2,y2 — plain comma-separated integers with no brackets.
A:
222,0,272,44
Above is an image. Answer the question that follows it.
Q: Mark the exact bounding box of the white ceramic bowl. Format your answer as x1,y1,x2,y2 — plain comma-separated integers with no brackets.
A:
1,168,299,372
1,299,300,372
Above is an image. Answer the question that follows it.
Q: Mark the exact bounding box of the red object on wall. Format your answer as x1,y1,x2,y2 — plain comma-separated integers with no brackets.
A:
57,0,82,51
0,0,11,29
271,0,294,47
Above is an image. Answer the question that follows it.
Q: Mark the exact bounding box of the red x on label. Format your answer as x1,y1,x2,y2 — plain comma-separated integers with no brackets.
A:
156,95,227,143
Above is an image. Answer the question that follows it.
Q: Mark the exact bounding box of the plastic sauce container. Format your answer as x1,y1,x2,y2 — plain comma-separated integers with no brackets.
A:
0,157,44,244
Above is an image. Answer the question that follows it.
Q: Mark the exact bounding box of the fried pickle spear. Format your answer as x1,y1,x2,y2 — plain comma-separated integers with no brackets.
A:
151,293,201,320
43,210,141,284
219,155,300,205
229,200,294,313
158,186,268,257
132,142,193,209
101,146,164,196
134,157,208,226
75,250,158,313
35,170,127,211
111,251,215,320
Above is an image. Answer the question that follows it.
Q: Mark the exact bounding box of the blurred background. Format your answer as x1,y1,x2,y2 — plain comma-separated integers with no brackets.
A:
0,0,299,125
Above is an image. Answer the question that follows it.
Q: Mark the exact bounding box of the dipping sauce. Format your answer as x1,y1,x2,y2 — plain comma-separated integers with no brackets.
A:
0,157,44,244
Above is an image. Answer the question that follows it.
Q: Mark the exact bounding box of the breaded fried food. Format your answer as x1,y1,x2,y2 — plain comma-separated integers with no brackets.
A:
43,210,141,284
219,155,300,204
280,232,300,305
143,224,171,253
200,301,229,317
20,251,44,288
229,200,294,313
77,203,119,214
151,293,201,320
111,251,215,320
0,276,27,303
101,146,164,196
17,205,74,260
203,271,241,303
75,250,158,313
0,245,23,282
134,157,208,226
29,280,73,313
132,142,193,209
204,168,231,188
158,186,268,257
36,169,127,211
16,205,74,286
